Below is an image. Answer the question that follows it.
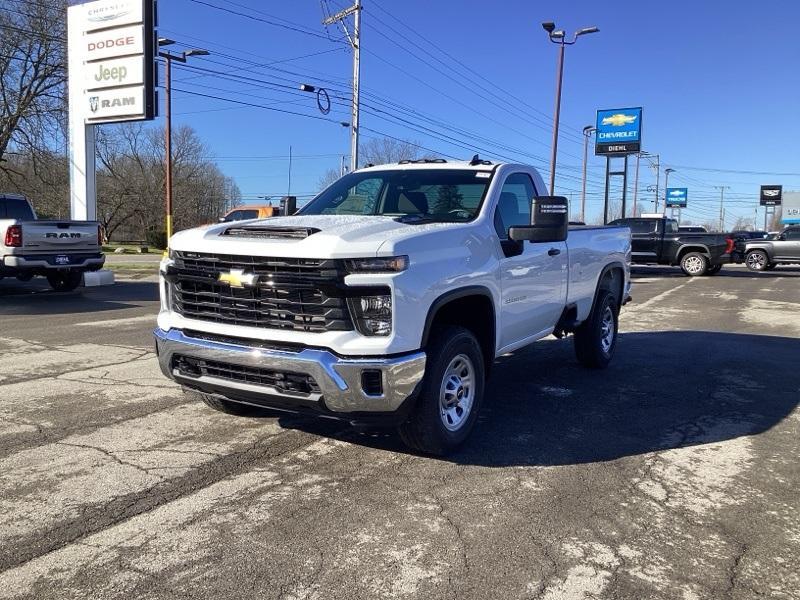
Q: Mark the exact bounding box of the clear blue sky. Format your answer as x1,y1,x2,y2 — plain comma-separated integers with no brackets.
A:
157,0,800,227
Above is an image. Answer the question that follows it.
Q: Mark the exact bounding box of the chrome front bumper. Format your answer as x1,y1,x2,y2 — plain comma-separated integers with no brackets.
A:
154,328,426,415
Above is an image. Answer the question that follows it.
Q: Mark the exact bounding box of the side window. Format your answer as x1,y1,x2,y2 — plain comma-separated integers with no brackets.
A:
784,229,800,241
493,173,535,239
239,210,259,220
628,220,656,234
224,210,243,222
665,220,678,233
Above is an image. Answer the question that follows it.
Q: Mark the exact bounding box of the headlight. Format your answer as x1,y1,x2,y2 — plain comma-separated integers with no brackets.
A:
346,256,408,273
348,294,392,336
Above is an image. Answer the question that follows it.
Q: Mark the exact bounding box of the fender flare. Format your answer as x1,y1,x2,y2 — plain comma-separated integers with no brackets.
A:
587,262,627,318
420,285,496,349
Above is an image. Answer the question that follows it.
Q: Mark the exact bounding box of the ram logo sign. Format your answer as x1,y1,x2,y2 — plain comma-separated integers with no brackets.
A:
596,107,643,156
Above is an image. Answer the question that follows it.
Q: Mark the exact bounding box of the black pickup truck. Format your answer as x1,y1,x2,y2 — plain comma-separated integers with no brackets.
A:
608,216,734,276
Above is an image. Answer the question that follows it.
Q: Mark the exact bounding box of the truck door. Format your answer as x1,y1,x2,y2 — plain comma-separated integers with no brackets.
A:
494,173,567,349
628,219,661,262
777,228,800,259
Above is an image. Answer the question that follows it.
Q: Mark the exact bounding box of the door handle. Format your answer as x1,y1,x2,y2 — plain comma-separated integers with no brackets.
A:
548,248,561,256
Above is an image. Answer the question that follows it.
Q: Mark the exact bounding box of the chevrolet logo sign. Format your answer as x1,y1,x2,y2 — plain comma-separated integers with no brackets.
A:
218,269,258,288
602,113,637,127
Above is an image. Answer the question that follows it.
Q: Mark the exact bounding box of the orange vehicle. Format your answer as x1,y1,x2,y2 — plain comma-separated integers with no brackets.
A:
219,205,278,223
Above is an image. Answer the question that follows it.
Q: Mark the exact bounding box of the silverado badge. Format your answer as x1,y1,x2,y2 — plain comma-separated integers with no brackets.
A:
218,269,258,288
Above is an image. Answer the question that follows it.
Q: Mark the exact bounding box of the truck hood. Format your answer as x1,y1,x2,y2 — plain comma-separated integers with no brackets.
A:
169,214,456,258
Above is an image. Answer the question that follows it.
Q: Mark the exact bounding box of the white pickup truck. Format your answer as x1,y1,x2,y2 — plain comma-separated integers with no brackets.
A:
1,194,104,291
155,160,631,454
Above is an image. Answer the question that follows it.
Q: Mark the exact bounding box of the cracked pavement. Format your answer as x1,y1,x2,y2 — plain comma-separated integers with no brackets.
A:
0,265,798,599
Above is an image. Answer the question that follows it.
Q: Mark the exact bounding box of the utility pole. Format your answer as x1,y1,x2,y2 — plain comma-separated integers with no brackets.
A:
580,126,595,221
340,154,347,177
287,145,292,196
633,152,641,209
664,168,675,215
653,155,661,212
323,0,361,172
715,186,730,231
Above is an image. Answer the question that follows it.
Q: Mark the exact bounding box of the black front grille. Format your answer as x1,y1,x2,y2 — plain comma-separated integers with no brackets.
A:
169,251,353,332
173,355,320,396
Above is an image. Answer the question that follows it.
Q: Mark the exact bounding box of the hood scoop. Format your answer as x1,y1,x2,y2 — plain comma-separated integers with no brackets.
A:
222,226,320,240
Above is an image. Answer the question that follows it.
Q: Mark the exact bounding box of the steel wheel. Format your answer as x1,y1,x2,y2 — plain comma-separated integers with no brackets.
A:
600,306,615,354
683,255,704,275
439,353,475,432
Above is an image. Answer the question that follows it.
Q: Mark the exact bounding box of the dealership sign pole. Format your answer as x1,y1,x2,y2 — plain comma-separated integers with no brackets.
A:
67,0,157,221
595,108,642,224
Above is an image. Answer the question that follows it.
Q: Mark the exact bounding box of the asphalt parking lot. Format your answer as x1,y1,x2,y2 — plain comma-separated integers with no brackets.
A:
0,264,798,600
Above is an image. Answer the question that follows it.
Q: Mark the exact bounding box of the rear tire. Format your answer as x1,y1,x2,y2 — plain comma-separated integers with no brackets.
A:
199,393,269,416
705,264,723,275
47,271,82,292
574,289,619,369
680,252,708,276
764,263,777,271
398,326,485,456
745,250,769,272
15,272,33,282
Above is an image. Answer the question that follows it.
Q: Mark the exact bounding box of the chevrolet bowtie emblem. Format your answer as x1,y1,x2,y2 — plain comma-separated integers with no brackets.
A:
218,269,258,288
601,113,637,127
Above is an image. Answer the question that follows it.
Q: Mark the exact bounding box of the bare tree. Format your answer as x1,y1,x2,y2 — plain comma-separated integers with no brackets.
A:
360,137,421,166
316,168,341,191
0,0,67,172
730,216,755,231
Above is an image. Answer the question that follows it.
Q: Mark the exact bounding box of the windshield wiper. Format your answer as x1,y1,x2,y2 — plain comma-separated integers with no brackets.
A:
394,214,447,224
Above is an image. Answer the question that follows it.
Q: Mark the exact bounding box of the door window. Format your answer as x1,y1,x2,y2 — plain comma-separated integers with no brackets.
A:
494,173,535,239
784,229,800,241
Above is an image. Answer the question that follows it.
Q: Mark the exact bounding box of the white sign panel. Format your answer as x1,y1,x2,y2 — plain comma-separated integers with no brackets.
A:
83,0,144,32
85,86,146,122
84,55,144,91
84,24,144,61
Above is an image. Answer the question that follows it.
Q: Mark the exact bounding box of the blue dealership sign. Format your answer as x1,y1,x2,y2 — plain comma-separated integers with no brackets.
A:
595,107,642,155
665,187,688,208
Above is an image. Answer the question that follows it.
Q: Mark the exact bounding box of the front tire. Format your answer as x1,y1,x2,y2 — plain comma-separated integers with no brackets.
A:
574,289,619,369
47,271,82,292
745,250,769,272
399,326,485,456
680,252,708,276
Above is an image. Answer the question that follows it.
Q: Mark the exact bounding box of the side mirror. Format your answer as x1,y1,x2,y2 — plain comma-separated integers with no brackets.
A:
218,217,226,223
508,196,569,243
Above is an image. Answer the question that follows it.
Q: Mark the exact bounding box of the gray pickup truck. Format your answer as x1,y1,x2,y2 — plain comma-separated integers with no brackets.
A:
1,194,104,291
733,226,800,271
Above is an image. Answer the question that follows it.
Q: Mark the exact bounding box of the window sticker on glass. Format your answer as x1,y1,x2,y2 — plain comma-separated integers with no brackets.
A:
475,172,491,178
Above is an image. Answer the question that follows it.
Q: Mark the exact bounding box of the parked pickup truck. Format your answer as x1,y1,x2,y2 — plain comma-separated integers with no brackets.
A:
1,194,104,291
608,215,733,276
154,160,631,454
733,226,800,271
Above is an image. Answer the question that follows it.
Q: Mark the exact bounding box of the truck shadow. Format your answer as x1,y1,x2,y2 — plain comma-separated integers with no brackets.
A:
631,266,800,278
288,331,800,466
0,280,158,315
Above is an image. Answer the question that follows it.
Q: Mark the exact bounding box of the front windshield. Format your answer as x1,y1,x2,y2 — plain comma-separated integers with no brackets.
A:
299,169,493,222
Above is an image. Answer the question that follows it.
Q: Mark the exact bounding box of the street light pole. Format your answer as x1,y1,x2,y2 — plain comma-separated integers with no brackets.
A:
580,125,595,222
158,40,209,247
542,22,598,194
664,168,675,216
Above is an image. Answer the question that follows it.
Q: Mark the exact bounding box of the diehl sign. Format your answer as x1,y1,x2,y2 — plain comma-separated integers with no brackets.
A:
595,107,643,156
760,185,782,206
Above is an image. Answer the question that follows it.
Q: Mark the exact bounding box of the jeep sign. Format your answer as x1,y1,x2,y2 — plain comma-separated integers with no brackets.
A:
84,55,144,91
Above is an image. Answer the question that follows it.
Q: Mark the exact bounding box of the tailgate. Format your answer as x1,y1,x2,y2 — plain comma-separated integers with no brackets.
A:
19,221,100,253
